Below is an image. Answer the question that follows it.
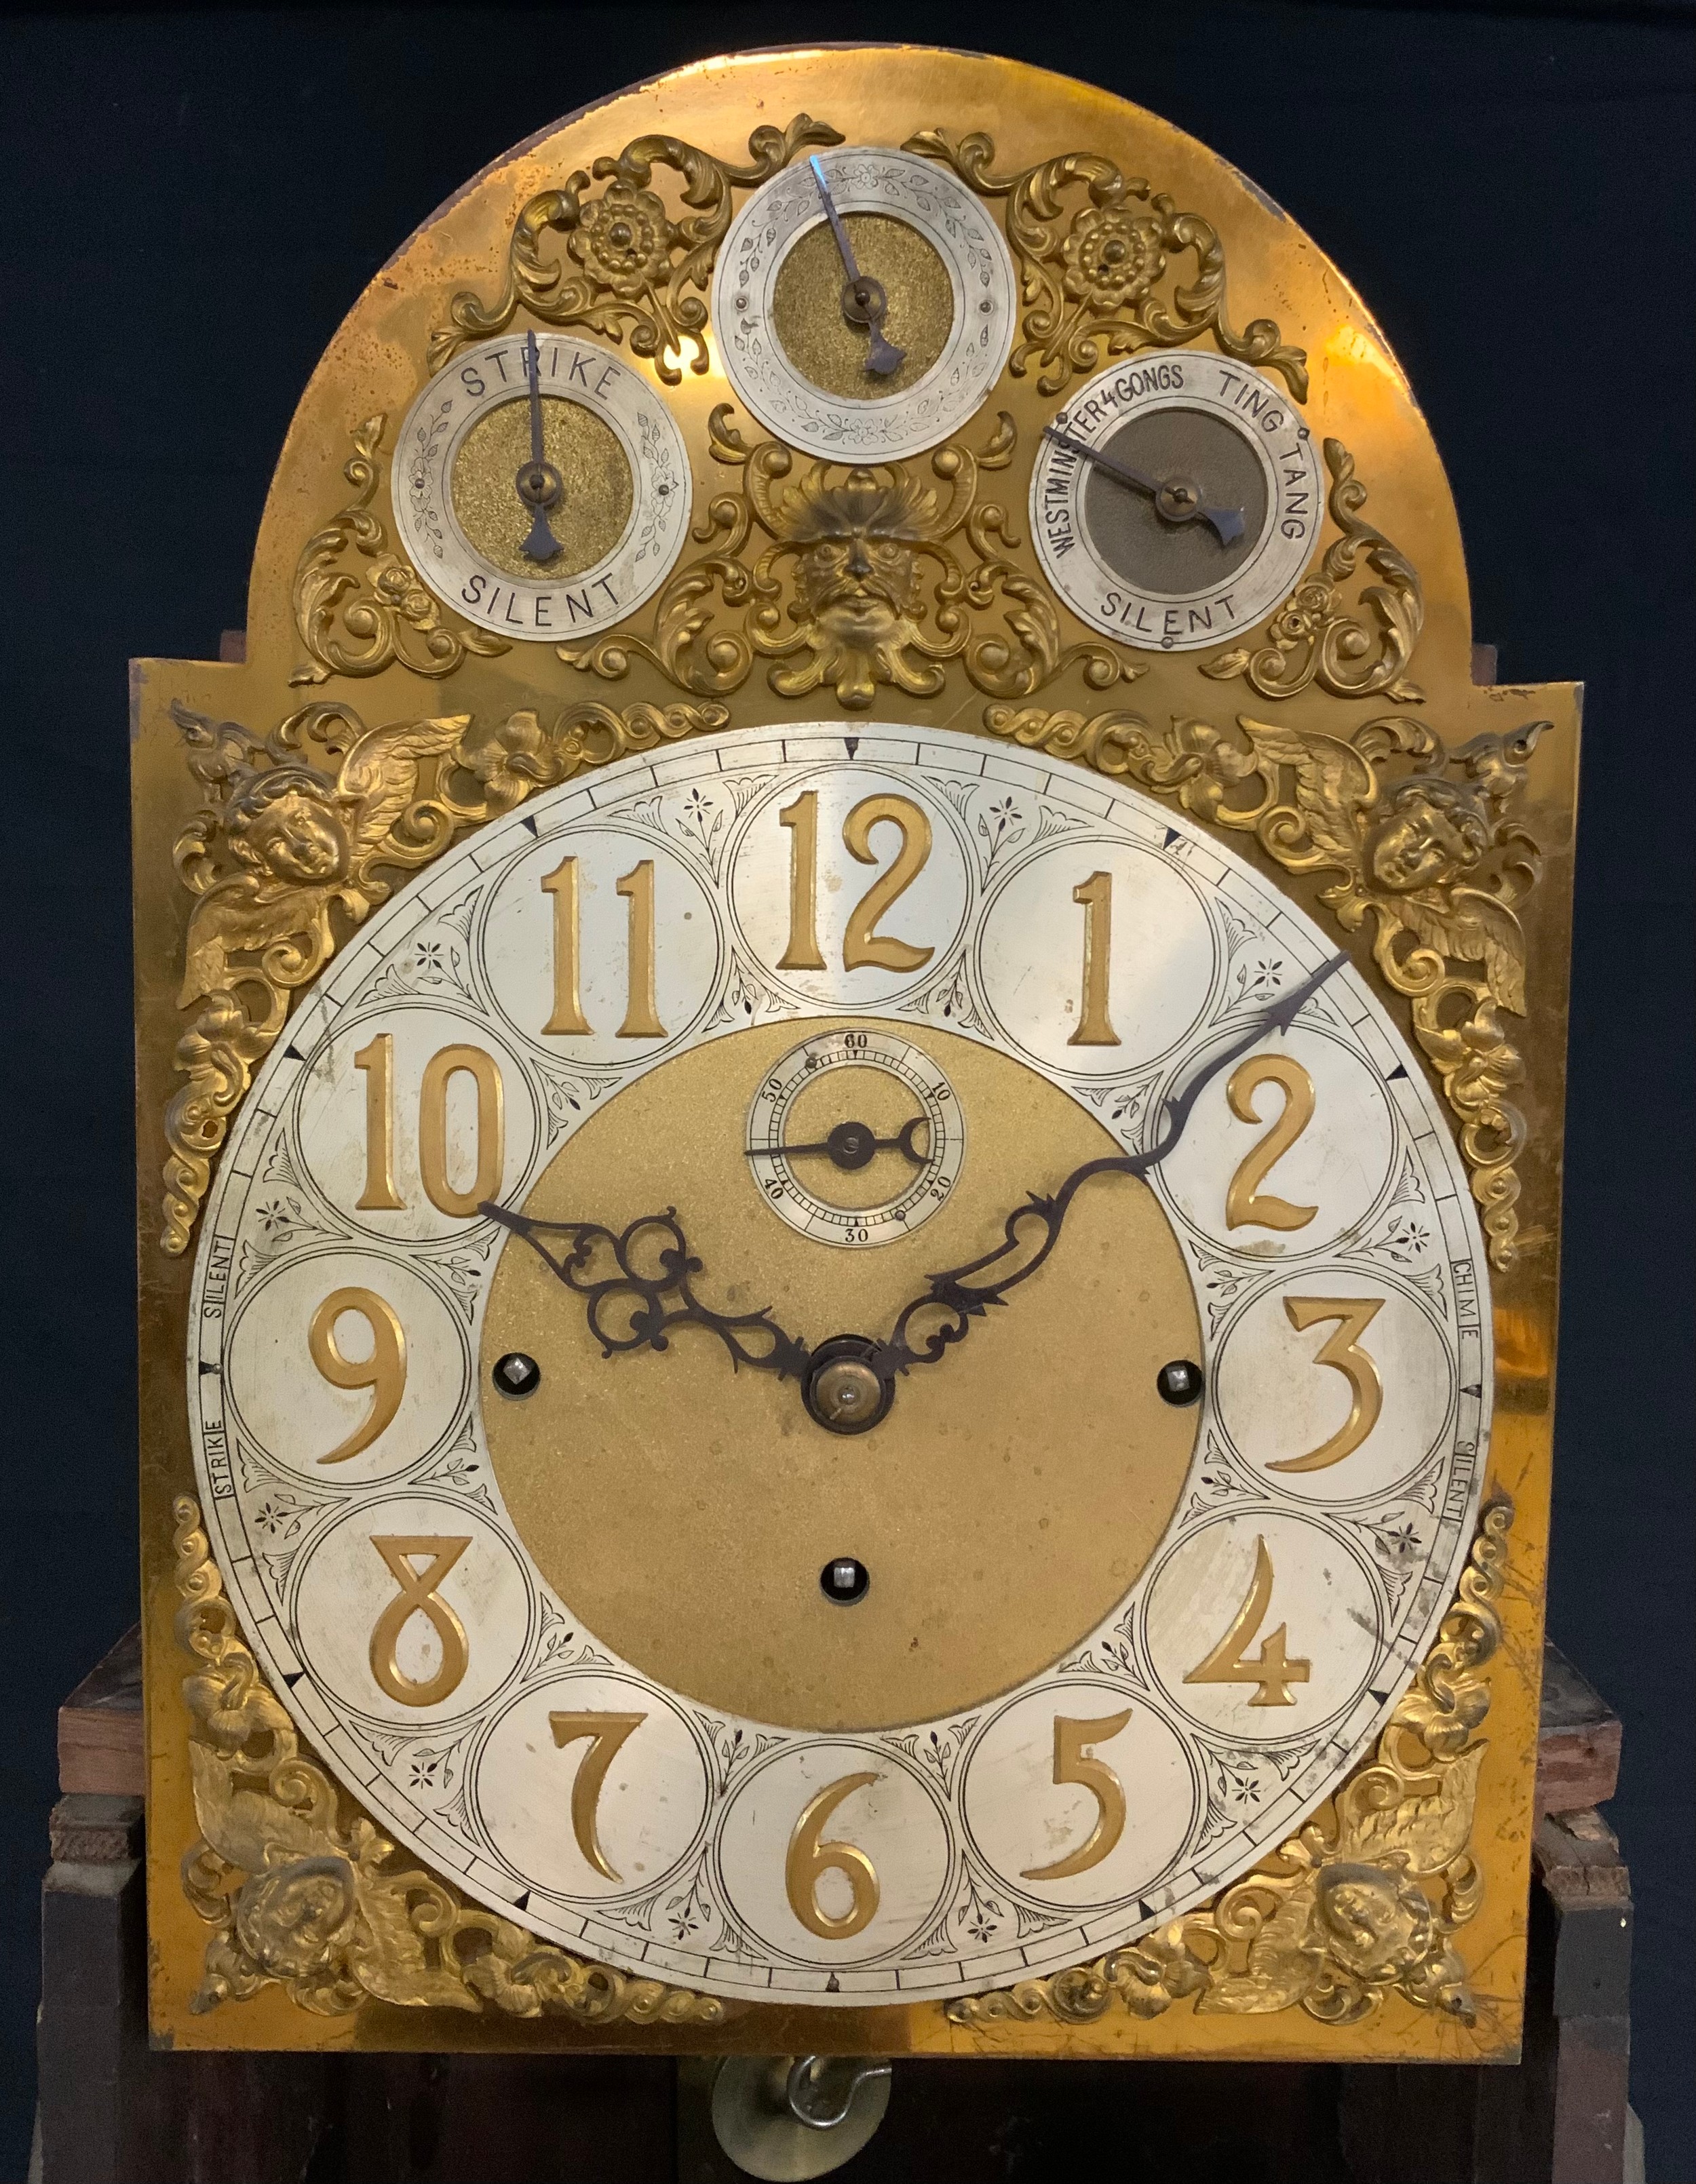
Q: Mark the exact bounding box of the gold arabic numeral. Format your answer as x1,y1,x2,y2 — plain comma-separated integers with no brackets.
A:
615,861,666,1038
1269,1296,1385,1473
539,855,592,1036
842,795,934,974
777,790,826,971
1184,1536,1311,1707
548,1711,648,1882
1067,870,1121,1049
368,1534,470,1707
418,1044,505,1217
1020,1708,1132,1880
307,1287,407,1464
353,1034,404,1210
1225,1055,1317,1230
785,1771,881,1940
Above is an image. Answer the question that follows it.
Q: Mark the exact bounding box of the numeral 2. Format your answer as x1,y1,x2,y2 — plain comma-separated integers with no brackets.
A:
1225,1055,1317,1230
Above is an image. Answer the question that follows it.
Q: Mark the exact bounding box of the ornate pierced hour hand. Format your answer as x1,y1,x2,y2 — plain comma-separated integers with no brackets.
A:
483,954,1347,1435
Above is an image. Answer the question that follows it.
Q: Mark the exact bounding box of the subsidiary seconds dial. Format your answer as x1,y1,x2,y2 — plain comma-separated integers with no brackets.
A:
746,1028,964,1246
1031,353,1324,651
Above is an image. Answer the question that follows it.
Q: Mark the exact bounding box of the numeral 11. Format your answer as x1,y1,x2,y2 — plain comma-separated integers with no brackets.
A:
540,855,666,1038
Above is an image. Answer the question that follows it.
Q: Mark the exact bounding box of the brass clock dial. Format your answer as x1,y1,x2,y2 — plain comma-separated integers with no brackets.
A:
187,724,1491,2007
712,146,1018,459
1031,354,1325,650
391,331,693,642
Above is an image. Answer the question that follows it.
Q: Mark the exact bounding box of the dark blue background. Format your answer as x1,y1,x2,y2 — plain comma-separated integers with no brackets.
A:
1,5,1690,2177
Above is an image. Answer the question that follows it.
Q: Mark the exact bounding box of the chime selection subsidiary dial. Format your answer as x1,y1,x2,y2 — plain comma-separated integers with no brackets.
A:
1030,353,1324,651
712,146,1018,459
391,330,693,642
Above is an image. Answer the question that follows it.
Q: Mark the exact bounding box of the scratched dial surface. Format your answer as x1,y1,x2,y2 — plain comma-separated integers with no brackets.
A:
187,722,1490,2006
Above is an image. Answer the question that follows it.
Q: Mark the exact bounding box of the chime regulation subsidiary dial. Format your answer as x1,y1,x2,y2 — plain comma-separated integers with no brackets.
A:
745,1029,965,1246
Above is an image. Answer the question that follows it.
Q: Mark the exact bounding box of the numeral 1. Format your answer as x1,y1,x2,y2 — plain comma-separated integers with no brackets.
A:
1184,1537,1311,1707
354,1034,405,1209
540,856,591,1034
1068,870,1121,1047
777,793,825,969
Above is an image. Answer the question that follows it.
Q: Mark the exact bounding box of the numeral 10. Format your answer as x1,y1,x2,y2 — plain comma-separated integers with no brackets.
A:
355,1035,504,1215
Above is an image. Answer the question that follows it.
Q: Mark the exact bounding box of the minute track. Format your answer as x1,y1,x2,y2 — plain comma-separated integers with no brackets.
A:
481,952,1348,1424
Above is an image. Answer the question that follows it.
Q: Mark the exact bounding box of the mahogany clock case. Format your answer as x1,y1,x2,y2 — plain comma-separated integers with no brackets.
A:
0,4,1687,2166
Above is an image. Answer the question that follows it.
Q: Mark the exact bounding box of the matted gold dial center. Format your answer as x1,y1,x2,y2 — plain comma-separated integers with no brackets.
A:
482,1021,1202,1732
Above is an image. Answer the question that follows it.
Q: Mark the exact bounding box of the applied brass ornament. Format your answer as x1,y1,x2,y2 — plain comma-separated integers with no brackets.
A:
982,705,1547,1268
1201,442,1425,704
159,694,727,1252
427,117,843,385
906,131,1307,401
947,1496,1513,2029
170,1497,731,2025
290,416,510,685
562,406,1142,711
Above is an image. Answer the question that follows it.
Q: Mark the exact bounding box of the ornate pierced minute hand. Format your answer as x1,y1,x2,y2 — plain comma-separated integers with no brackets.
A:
864,951,1349,1388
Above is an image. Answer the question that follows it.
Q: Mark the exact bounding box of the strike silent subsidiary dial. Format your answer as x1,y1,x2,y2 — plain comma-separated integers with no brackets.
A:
391,331,693,643
1030,353,1324,652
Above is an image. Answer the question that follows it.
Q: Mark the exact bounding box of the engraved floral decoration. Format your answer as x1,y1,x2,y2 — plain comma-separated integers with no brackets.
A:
427,115,842,384
949,1496,1513,2029
170,1496,730,2025
290,415,510,686
160,695,727,1253
906,131,1307,401
980,704,1548,1269
1201,442,1425,704
562,405,1142,712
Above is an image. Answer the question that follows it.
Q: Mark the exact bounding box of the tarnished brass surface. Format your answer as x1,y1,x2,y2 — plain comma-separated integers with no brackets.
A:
450,397,632,579
133,43,1581,2061
482,1022,1202,1730
770,212,955,397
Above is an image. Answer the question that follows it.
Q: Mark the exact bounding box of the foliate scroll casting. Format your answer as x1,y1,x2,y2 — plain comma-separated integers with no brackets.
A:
291,415,510,686
170,1497,731,2025
982,705,1548,1270
427,115,842,384
160,695,728,1253
562,405,1142,712
906,131,1307,402
1201,442,1425,704
948,1496,1514,2031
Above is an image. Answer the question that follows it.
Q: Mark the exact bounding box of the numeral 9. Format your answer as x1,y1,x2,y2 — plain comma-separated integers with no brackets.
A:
308,1289,406,1464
